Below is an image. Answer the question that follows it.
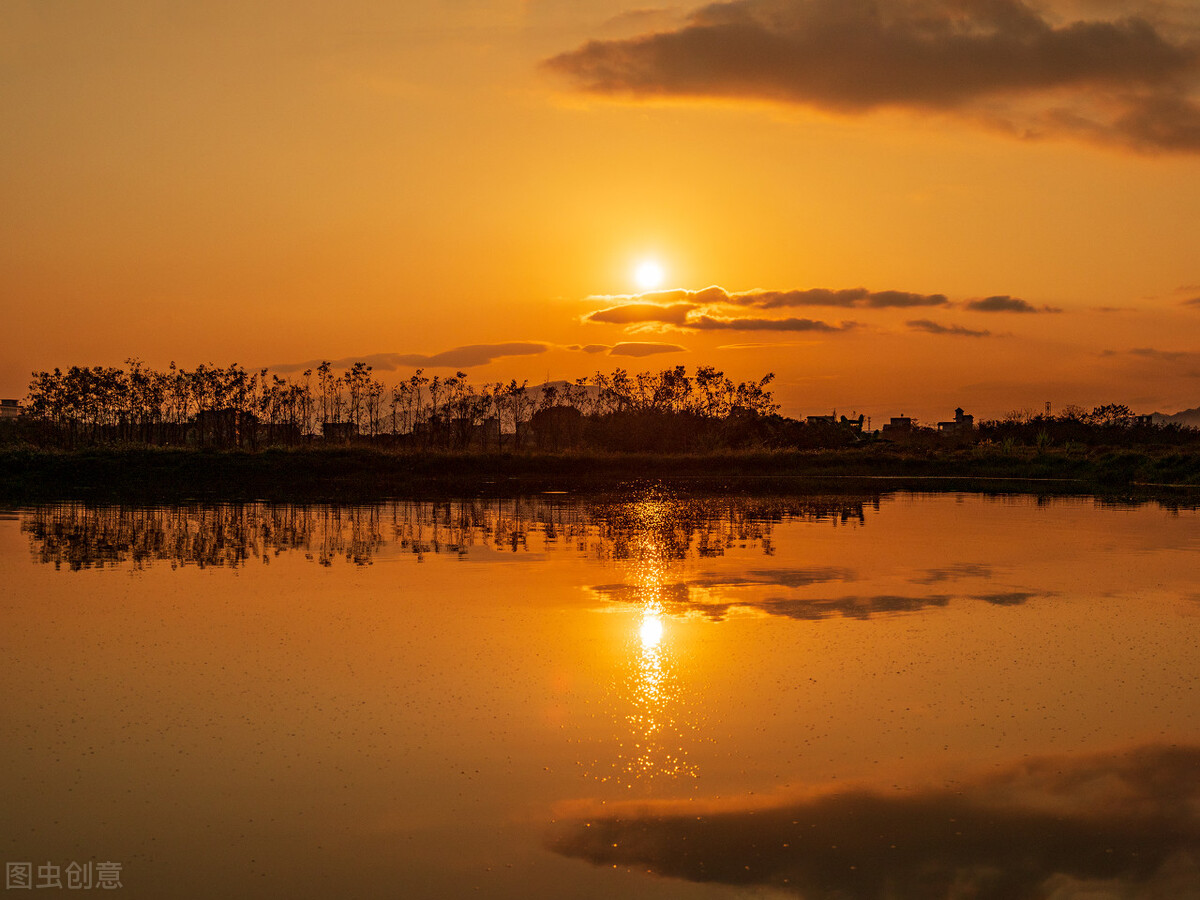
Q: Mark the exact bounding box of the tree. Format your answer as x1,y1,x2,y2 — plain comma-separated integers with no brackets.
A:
1086,403,1133,427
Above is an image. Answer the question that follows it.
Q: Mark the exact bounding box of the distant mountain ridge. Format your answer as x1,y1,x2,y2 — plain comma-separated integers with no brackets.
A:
1152,407,1200,428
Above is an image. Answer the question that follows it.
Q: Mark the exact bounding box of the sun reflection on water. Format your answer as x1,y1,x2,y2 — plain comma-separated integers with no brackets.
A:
638,612,664,649
616,497,698,788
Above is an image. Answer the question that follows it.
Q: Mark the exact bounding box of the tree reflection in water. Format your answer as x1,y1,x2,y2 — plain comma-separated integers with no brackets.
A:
20,493,871,570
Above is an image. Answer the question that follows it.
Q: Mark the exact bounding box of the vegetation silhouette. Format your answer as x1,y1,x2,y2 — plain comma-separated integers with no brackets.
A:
10,360,1195,458
17,361,785,451
7,360,1200,496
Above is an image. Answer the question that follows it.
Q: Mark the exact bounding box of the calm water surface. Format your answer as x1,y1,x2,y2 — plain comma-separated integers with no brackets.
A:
3,490,1200,899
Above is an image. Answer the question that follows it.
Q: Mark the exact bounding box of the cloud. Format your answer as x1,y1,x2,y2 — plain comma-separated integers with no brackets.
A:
1122,348,1200,377
608,341,688,357
1130,346,1196,362
270,343,551,373
716,340,824,350
965,295,1060,313
688,314,854,332
582,285,1030,335
587,288,696,305
907,319,992,337
1105,347,1200,366
407,343,553,367
595,7,684,37
544,0,1200,153
733,287,950,309
1183,296,1200,307
582,287,870,332
548,743,1200,898
589,285,954,310
584,302,698,325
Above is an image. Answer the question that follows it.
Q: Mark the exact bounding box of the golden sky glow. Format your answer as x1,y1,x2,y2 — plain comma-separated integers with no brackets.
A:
4,0,1200,420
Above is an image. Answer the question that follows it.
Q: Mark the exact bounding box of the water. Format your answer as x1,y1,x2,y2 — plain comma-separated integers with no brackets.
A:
3,491,1200,898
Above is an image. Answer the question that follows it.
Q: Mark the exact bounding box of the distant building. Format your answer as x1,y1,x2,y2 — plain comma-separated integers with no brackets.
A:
937,408,974,433
0,399,22,419
881,415,913,435
807,413,864,433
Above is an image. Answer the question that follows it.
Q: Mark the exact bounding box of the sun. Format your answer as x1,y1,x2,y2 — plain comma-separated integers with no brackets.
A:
634,259,665,291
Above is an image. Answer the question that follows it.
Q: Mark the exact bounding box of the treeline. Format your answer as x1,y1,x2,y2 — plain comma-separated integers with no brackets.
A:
976,404,1195,449
17,360,781,450
12,360,1197,454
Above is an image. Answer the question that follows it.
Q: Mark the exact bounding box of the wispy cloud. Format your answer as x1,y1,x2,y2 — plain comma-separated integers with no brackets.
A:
565,343,612,354
965,295,1061,313
270,342,551,373
584,302,696,325
608,341,688,357
688,315,855,332
1130,346,1197,362
907,319,992,337
1103,347,1200,368
545,0,1200,153
595,7,685,37
727,287,950,309
716,341,825,350
589,285,950,310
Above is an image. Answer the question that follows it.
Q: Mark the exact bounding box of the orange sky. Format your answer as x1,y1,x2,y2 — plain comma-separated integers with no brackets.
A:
4,0,1200,421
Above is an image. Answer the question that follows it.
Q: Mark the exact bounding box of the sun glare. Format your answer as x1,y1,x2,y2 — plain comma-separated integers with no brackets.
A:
639,614,664,649
634,259,665,291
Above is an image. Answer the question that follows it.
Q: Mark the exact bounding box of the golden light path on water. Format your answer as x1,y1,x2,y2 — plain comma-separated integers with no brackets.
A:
619,497,697,787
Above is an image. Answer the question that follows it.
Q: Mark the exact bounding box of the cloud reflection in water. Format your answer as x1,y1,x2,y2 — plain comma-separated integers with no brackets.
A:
591,569,1047,622
550,744,1200,899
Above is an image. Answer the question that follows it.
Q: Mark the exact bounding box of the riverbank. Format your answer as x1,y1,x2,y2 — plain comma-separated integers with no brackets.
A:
3,445,1200,503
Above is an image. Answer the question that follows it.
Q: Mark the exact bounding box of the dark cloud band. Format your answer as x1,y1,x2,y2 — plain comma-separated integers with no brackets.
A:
908,319,993,336
965,295,1061,313
545,0,1200,153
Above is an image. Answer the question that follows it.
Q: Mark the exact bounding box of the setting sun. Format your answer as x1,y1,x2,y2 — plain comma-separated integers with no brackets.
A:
634,259,666,291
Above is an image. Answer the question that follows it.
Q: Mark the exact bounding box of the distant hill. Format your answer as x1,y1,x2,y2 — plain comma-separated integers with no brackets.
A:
1152,407,1200,428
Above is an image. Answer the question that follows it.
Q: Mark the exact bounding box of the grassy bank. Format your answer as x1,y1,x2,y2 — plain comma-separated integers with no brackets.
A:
3,445,1200,503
